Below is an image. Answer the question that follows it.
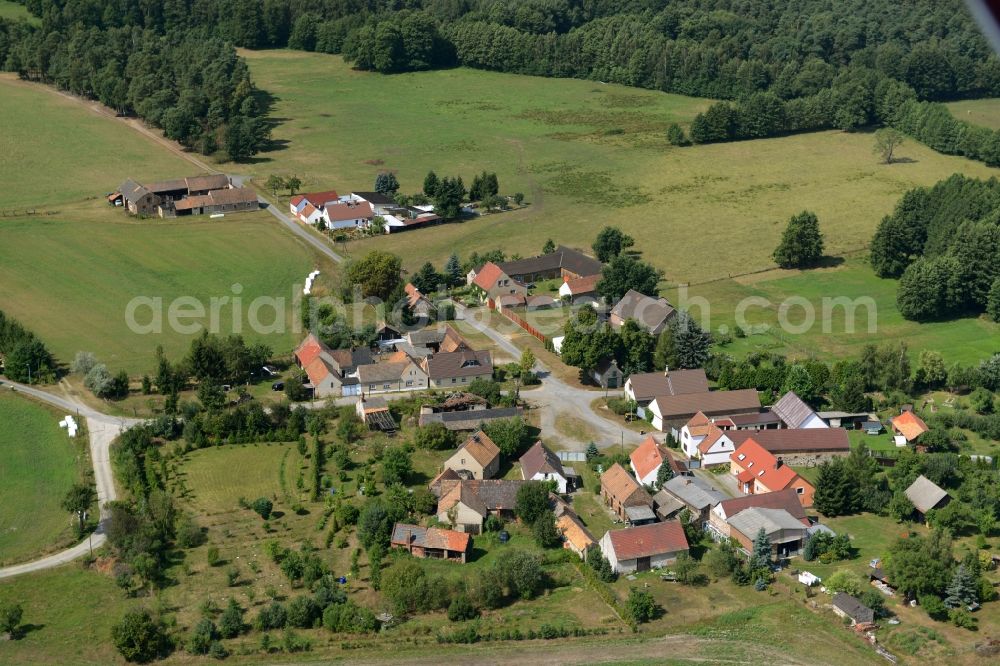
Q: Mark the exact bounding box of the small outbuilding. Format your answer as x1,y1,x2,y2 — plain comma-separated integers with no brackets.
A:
831,592,875,626
904,474,950,519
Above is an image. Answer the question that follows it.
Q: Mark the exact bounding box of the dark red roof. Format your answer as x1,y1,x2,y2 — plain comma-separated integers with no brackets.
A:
606,521,689,560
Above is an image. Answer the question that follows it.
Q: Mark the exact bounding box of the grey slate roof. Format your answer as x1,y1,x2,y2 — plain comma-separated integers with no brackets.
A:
498,245,602,279
770,391,818,428
611,290,676,334
120,178,151,204
519,441,565,480
904,475,949,514
662,476,726,512
832,592,875,624
727,507,808,540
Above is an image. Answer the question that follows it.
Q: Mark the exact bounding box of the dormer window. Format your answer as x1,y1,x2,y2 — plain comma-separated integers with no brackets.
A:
737,453,745,461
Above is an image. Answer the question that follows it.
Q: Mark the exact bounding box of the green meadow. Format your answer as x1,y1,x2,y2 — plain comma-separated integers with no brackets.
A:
0,74,192,209
0,391,85,565
946,98,1000,130
243,50,1000,286
0,207,319,373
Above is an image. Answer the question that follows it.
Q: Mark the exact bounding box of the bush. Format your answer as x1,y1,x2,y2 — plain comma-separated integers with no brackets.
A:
218,599,244,639
251,497,273,520
286,596,320,629
254,602,287,631
447,595,479,622
919,594,949,621
111,610,169,663
623,587,658,624
322,601,378,634
187,619,216,655
206,546,221,567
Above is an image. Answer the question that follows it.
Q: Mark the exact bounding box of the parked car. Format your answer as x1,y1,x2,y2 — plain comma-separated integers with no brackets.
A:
271,382,284,391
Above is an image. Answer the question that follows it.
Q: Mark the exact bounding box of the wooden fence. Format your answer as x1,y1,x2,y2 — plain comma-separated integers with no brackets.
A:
498,305,548,344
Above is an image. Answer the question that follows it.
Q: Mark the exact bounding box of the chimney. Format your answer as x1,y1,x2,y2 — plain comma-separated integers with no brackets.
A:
775,459,783,469
664,365,669,377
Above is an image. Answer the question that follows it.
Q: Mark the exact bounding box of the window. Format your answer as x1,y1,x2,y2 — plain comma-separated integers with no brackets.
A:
405,380,413,386
796,487,804,495
746,461,754,468
757,470,765,477
383,383,390,389
452,378,457,383
369,384,375,390
461,377,467,382
737,453,745,461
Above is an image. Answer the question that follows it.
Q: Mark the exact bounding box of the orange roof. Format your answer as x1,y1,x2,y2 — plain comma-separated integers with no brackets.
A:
300,190,340,206
630,435,667,481
295,333,327,368
605,521,689,560
304,357,333,385
384,350,412,363
601,463,650,505
697,424,728,454
891,411,929,442
439,326,471,353
391,523,470,553
325,201,373,221
290,195,305,207
685,411,713,437
730,438,802,492
557,513,595,552
457,430,500,468
472,262,507,292
563,273,600,295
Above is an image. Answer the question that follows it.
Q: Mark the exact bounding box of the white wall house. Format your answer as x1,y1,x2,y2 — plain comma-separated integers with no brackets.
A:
599,522,689,574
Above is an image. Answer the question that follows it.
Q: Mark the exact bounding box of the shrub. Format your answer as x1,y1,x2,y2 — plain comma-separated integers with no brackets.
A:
251,497,273,519
254,602,287,631
206,547,221,567
447,594,479,622
111,610,169,663
286,596,320,629
623,588,658,624
187,619,216,655
218,599,244,639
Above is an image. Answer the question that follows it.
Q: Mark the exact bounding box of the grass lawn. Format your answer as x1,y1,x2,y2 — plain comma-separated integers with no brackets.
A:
677,256,1000,365
0,205,323,374
0,75,191,208
241,50,1000,289
946,98,1000,130
0,567,132,665
0,391,89,565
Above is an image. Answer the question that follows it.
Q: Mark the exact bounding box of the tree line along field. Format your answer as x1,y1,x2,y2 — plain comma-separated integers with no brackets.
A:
0,391,87,565
945,98,1000,131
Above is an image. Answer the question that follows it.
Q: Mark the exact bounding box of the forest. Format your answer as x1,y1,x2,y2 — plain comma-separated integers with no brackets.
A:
2,1,999,160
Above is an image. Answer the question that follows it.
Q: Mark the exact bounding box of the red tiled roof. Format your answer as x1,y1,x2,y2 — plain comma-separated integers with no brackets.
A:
730,439,800,492
304,357,334,385
892,411,929,442
472,262,507,292
716,488,808,524
325,201,373,221
295,333,327,368
606,521,689,561
391,523,470,553
728,428,849,453
290,195,305,207
697,424,728,454
458,430,501,468
563,274,600,295
300,190,340,206
630,435,667,481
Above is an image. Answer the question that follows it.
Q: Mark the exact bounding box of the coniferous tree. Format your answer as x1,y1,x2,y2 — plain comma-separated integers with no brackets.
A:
944,564,978,608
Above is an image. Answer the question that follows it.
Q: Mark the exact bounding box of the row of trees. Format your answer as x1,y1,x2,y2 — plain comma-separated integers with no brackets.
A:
870,175,1000,321
561,306,711,377
0,308,57,383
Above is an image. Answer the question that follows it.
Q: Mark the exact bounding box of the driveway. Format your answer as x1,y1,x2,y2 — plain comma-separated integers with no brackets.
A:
452,302,644,452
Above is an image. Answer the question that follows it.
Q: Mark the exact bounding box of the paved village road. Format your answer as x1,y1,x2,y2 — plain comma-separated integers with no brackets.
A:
452,302,644,452
0,382,138,579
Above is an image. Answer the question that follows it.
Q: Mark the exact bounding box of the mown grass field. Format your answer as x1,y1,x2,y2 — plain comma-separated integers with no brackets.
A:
0,75,191,208
946,98,1000,130
243,50,1000,287
0,391,87,565
0,206,320,373
0,0,36,23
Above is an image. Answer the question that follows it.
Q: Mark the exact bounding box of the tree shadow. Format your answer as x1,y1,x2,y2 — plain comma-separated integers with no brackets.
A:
814,256,846,269
16,623,45,638
888,157,917,164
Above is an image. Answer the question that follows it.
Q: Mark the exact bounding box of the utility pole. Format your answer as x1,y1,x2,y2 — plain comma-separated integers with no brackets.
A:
26,362,31,385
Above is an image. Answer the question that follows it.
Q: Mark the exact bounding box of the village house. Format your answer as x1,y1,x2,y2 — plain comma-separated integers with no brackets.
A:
294,334,370,398
557,512,596,560
498,245,603,283
728,428,850,466
558,274,600,303
390,523,471,563
891,409,929,447
729,438,815,508
725,506,811,558
591,357,623,389
630,435,689,487
831,593,875,626
429,468,462,498
770,391,828,429
711,411,784,431
609,290,677,336
680,413,739,466
353,357,428,394
422,349,493,388
599,521,689,574
649,389,762,434
169,187,259,217
519,441,574,493
624,368,709,416
443,430,501,480
469,262,528,302
904,474,950,520
659,476,726,525
600,463,656,524
437,479,525,533
708,488,809,542
322,201,375,230
404,283,436,318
